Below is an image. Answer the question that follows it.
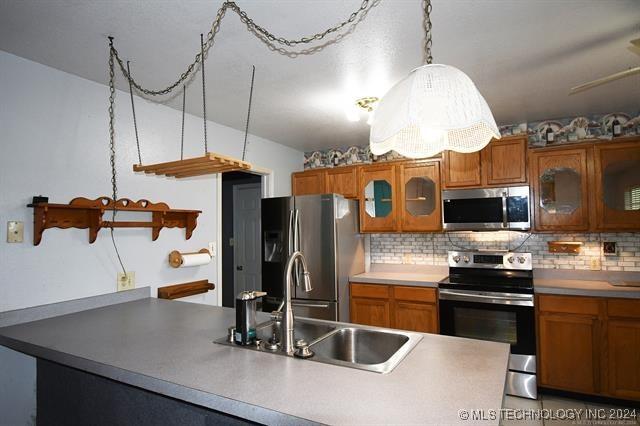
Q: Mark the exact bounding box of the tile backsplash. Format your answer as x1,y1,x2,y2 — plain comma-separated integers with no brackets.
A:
369,232,640,271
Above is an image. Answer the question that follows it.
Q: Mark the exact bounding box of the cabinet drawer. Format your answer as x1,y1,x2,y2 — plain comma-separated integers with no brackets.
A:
538,294,601,316
393,286,437,303
607,299,640,319
350,283,390,299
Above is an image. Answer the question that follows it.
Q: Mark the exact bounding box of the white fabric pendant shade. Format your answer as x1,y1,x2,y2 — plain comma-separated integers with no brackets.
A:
370,64,500,159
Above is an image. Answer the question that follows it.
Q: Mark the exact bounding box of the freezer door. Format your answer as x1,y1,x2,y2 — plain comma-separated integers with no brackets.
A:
261,196,294,310
292,300,338,321
293,194,337,301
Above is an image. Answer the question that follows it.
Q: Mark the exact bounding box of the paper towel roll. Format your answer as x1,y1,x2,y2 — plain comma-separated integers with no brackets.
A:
180,252,212,267
168,249,212,268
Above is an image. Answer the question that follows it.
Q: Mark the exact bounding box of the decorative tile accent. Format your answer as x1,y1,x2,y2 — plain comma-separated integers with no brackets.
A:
304,110,640,169
369,232,640,271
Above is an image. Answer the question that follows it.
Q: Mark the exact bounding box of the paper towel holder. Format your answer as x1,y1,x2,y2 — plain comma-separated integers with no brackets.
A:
169,248,211,268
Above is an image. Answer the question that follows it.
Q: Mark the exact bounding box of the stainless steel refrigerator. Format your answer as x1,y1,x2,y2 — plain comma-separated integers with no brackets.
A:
261,194,364,321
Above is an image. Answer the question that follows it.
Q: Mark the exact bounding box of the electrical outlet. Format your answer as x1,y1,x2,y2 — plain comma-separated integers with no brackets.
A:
603,241,617,256
7,221,24,243
208,242,217,257
117,272,135,291
589,258,601,271
402,253,413,264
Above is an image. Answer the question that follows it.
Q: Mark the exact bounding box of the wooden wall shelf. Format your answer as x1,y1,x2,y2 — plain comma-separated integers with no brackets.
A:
29,197,201,245
133,152,251,178
157,280,215,300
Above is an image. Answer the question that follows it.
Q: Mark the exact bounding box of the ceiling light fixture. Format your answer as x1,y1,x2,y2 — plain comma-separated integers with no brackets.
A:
347,96,379,125
369,0,500,159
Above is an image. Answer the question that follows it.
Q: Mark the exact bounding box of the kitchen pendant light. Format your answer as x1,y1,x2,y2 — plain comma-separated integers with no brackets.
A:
370,1,500,159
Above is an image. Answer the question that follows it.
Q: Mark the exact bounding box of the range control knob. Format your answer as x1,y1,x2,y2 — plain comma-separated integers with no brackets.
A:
517,256,527,264
452,255,461,263
507,256,515,264
463,256,470,263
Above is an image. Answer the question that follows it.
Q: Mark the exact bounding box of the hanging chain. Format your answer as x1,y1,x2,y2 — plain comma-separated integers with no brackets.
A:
108,38,118,204
107,37,127,274
423,0,433,65
126,61,143,165
242,65,256,162
200,34,208,154
109,0,372,97
181,85,186,160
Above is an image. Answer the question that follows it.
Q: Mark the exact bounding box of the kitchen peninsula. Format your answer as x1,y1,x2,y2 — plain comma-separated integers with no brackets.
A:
0,293,509,425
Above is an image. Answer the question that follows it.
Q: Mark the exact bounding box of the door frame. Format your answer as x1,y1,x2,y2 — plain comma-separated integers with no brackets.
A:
216,167,273,306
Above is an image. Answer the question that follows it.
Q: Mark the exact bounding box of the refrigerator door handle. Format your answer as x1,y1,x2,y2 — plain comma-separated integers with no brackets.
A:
288,209,294,256
294,208,302,287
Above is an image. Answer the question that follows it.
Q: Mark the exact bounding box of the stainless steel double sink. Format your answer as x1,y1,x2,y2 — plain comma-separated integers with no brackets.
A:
216,318,423,374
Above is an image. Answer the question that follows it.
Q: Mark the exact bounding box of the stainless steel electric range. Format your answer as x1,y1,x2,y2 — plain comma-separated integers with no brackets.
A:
438,250,537,399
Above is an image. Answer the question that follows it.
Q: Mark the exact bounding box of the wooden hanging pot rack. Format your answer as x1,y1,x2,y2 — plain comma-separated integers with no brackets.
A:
133,152,251,178
29,197,201,245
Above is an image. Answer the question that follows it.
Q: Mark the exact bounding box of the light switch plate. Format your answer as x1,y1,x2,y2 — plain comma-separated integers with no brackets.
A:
590,257,601,271
7,221,24,243
208,241,217,257
117,272,136,291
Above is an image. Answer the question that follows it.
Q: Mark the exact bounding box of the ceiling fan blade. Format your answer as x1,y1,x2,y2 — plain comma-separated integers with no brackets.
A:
570,67,640,94
631,38,640,48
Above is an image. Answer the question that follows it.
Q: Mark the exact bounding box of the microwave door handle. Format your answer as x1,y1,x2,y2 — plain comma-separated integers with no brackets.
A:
502,191,508,228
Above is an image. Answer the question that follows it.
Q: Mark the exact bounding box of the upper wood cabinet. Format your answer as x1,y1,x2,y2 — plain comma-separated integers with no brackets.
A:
398,161,442,232
325,166,358,199
443,136,527,188
359,163,398,232
483,137,528,185
442,150,481,188
292,169,326,195
530,147,591,232
593,141,640,231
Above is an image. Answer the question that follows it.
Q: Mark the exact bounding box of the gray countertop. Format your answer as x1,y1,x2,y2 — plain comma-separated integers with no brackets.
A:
534,279,640,299
351,269,640,299
350,271,444,287
0,298,509,425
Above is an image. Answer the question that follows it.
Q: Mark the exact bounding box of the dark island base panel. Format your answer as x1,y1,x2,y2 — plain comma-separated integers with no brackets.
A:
37,359,259,426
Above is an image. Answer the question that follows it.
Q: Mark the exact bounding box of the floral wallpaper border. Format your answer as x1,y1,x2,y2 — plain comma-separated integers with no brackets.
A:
304,110,640,169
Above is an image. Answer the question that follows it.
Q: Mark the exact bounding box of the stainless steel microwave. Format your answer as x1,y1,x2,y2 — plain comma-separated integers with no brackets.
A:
442,186,530,231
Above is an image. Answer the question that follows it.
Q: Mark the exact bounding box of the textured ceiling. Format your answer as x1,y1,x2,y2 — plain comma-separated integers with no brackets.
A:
1,0,639,152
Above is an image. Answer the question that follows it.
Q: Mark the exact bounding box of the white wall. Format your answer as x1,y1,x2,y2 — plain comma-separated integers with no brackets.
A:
0,51,303,312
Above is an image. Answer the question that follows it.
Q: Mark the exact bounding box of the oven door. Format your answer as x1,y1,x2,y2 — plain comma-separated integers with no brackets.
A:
439,289,535,356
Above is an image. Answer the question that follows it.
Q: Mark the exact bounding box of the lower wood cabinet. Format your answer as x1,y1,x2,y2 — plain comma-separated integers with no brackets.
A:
537,294,640,401
350,282,438,333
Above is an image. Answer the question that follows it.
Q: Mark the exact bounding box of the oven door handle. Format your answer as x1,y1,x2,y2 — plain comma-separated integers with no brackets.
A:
439,289,534,306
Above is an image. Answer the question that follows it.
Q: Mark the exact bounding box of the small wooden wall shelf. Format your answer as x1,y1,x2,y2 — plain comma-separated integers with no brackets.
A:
29,197,201,246
133,152,251,178
547,241,583,254
157,280,215,300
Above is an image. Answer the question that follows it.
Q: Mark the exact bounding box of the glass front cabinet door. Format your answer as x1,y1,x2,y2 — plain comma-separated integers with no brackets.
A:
594,141,640,230
360,164,397,232
399,162,442,232
530,147,590,231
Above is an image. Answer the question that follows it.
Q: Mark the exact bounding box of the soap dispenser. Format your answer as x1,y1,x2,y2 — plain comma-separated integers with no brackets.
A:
234,291,267,345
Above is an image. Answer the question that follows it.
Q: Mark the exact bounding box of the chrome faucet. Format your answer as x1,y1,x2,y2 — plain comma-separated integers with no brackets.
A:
282,251,312,354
